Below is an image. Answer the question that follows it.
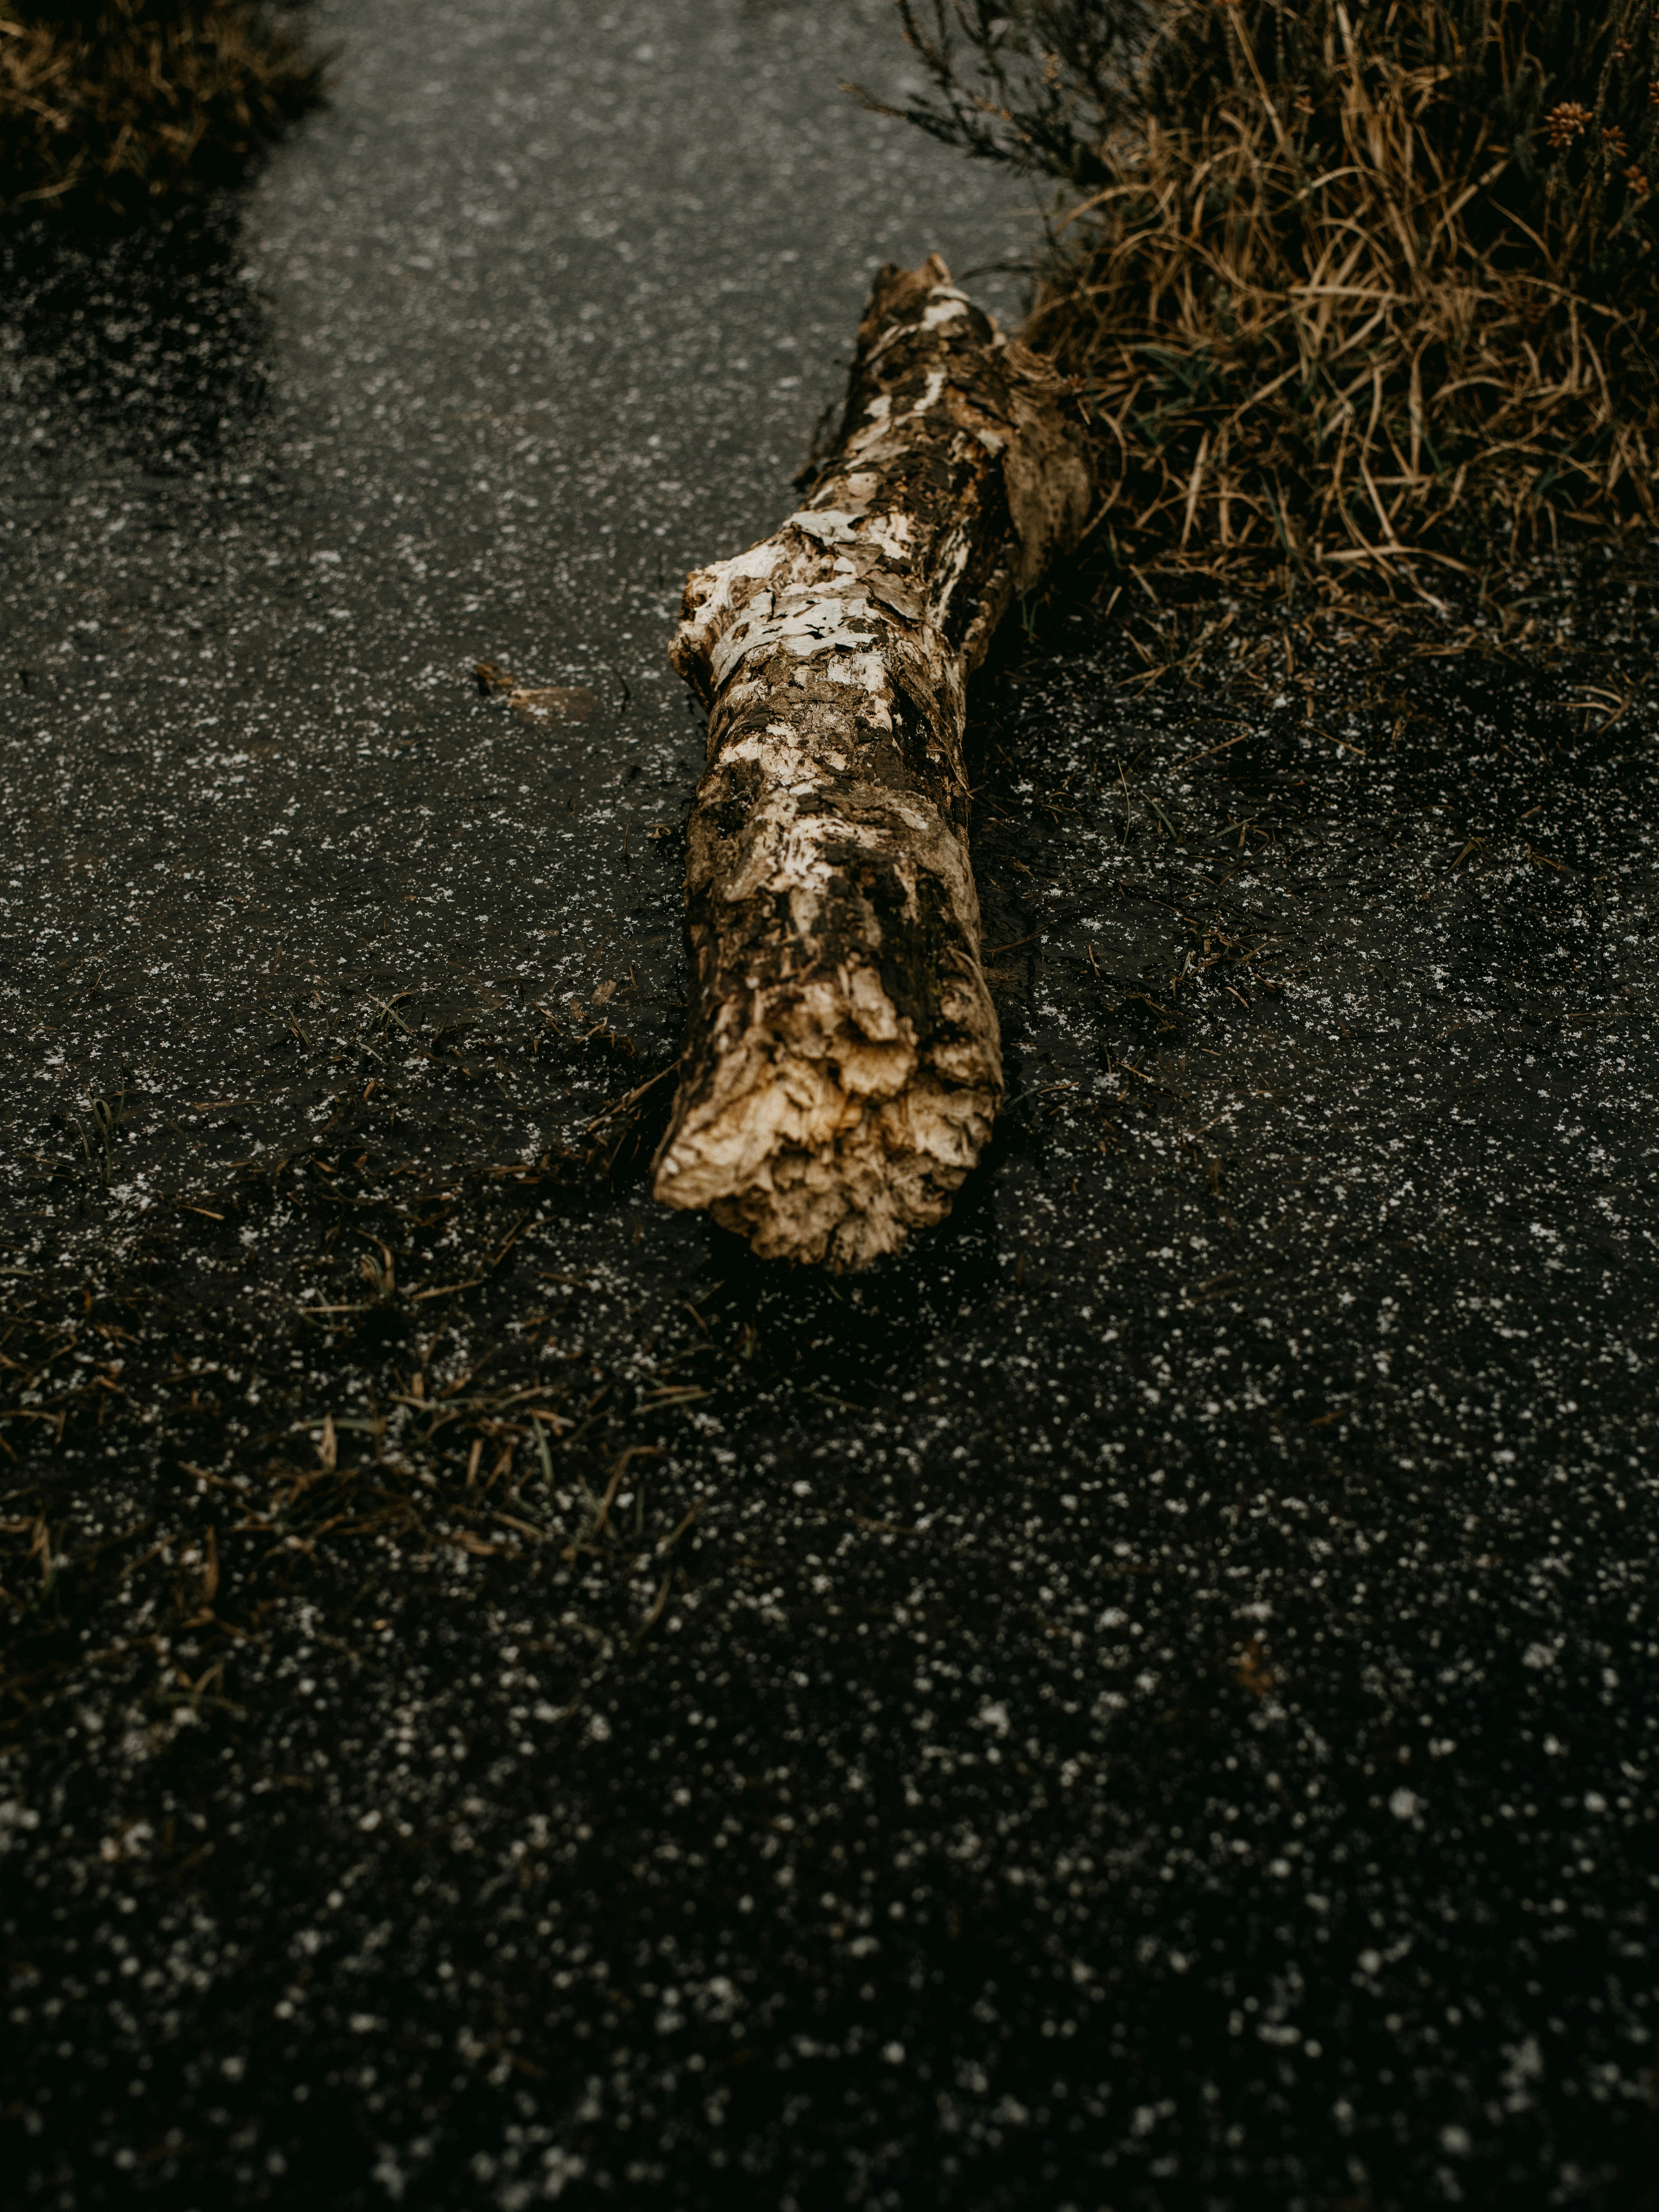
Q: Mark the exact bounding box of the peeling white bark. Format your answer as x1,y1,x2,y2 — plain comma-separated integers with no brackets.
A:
653,255,1092,1269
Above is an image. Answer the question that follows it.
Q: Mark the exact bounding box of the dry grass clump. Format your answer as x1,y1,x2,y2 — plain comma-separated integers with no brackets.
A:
0,0,321,219
875,1,1659,595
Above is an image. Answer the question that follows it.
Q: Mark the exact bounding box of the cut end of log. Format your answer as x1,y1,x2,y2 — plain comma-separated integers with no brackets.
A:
653,954,1000,1270
652,253,1090,1270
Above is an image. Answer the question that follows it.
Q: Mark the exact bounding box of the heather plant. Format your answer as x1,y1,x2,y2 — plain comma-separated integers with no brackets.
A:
869,0,1659,586
0,0,321,218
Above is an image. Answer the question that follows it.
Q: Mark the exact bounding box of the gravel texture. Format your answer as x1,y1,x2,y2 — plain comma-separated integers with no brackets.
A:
2,3,1657,2209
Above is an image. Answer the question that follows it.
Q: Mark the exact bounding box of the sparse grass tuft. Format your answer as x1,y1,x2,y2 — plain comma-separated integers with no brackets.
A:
0,0,322,219
872,1,1659,596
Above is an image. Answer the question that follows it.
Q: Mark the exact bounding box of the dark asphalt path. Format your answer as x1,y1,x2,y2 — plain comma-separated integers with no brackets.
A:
3,5,1658,2210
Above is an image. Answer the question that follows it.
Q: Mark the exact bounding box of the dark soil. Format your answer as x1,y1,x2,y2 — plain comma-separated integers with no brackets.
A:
2,4,1656,2208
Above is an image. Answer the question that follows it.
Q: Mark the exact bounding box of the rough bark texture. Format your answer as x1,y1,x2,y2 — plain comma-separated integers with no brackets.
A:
653,255,1093,1268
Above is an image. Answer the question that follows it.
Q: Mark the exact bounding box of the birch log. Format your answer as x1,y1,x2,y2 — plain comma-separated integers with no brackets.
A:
653,255,1093,1269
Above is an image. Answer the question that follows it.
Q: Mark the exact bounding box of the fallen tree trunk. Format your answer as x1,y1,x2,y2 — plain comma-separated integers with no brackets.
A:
653,254,1093,1268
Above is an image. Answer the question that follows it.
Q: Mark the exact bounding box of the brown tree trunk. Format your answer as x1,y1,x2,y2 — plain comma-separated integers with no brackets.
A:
653,255,1092,1269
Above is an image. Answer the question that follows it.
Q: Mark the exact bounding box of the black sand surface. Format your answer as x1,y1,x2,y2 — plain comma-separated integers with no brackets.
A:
2,4,1657,2209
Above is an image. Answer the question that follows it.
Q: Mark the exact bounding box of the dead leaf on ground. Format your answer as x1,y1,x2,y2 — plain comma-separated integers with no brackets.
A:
509,687,599,725
1236,1636,1274,1698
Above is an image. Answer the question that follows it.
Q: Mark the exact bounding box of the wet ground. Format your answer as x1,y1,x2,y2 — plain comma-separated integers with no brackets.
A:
3,4,1658,2209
